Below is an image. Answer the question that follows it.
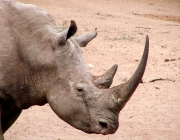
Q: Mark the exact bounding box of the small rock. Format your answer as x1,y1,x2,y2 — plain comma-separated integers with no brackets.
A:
155,86,160,89
170,53,175,56
171,58,176,61
161,45,167,48
164,59,170,62
88,64,94,69
164,58,176,62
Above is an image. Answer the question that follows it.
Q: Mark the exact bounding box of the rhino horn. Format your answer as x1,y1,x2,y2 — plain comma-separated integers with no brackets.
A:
92,64,118,89
110,35,149,111
76,28,97,47
53,20,77,47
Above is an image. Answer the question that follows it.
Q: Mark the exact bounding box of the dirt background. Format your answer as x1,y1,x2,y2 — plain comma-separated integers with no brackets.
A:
4,0,180,140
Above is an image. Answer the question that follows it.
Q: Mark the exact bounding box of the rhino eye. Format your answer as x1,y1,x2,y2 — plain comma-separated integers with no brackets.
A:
76,87,84,92
76,83,86,94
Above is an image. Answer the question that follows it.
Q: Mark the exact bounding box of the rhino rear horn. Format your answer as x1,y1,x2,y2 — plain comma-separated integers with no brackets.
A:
76,28,97,47
93,64,118,89
53,20,77,47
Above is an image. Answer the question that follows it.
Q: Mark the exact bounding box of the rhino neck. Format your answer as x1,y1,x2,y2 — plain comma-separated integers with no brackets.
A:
1,2,63,109
12,42,59,109
2,65,58,110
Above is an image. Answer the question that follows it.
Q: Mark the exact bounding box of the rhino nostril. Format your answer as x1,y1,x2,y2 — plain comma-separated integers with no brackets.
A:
99,120,108,129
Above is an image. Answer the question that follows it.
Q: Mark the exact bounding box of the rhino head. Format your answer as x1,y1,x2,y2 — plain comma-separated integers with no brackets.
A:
47,21,149,134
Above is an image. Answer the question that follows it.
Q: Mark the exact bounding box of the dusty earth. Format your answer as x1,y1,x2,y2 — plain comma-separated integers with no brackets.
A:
4,0,180,140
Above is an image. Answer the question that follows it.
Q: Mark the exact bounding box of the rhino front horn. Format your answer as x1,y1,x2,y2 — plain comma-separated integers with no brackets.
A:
110,35,149,111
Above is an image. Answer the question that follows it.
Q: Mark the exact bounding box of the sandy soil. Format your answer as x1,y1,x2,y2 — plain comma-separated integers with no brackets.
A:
4,0,180,140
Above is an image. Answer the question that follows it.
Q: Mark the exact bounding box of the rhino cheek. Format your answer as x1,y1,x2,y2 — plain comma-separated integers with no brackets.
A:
47,93,71,121
47,91,91,131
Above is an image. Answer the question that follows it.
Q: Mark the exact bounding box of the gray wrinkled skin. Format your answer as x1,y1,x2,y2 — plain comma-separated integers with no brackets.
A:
0,0,149,139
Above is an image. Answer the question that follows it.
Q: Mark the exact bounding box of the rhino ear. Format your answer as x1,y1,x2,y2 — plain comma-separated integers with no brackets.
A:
76,28,97,47
53,20,77,47
66,20,77,40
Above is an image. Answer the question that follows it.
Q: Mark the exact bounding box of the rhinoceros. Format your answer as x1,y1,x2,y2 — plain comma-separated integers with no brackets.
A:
0,0,149,139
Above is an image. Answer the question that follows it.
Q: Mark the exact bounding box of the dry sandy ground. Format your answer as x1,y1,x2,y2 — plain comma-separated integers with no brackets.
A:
4,0,180,140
